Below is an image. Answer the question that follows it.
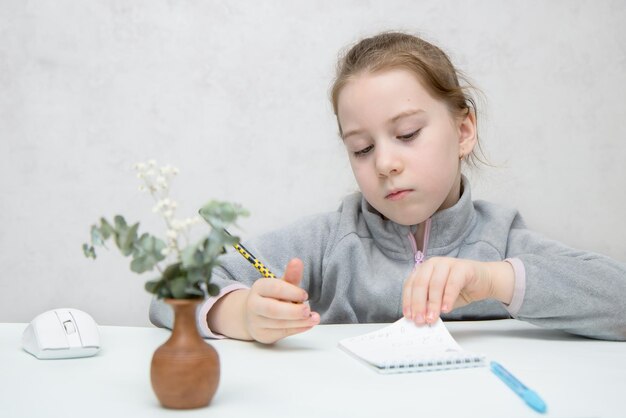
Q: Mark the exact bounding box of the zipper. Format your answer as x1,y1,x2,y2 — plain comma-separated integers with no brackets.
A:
407,218,431,266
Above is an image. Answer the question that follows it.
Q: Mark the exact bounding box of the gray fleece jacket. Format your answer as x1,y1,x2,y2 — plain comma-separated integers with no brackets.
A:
150,178,626,341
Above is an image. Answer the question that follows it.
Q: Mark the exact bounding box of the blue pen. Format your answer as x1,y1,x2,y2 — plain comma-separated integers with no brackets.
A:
490,361,547,414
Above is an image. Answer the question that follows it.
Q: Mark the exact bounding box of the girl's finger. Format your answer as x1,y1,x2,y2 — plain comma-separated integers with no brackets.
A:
425,262,450,323
252,277,308,303
255,312,320,330
402,270,418,319
283,258,304,287
411,262,434,324
254,298,312,320
441,265,467,312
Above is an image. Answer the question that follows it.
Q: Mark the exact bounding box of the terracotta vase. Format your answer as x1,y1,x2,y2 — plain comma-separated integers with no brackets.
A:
150,298,220,409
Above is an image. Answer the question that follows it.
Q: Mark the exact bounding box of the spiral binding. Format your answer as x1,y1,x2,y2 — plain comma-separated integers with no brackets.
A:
381,355,486,374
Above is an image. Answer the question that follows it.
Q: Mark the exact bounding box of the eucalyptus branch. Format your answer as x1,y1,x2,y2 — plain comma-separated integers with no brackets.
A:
83,160,249,300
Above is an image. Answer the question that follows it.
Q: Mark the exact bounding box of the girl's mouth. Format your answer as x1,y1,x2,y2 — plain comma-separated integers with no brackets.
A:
386,189,412,201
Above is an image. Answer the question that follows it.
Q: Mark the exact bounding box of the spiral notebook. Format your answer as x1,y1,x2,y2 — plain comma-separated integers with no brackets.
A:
339,318,485,374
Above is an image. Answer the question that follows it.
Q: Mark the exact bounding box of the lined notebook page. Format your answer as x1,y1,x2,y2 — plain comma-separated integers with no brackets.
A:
339,318,485,374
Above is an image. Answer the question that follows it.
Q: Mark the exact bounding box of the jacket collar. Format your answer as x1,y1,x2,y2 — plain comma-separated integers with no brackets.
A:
358,175,476,260
428,175,476,253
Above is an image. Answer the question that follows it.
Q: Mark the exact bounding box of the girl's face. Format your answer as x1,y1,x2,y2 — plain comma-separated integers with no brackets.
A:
337,68,476,225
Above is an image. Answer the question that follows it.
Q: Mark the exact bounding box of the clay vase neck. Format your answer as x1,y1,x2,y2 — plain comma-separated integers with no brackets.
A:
150,298,220,409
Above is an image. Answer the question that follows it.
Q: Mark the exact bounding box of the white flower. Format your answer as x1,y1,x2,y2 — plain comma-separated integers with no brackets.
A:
160,165,177,176
133,159,206,258
184,216,200,227
152,200,165,213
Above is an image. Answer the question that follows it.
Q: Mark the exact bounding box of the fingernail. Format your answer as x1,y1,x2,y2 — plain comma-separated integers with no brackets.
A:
415,313,424,323
310,312,320,323
303,291,309,301
441,303,449,313
426,311,434,322
403,307,411,318
303,307,311,318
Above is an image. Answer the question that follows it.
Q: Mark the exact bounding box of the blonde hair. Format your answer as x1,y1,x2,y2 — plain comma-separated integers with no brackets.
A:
331,32,485,166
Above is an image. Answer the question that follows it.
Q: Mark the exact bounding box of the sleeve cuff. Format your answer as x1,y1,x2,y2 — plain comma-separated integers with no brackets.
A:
197,283,249,339
503,257,526,316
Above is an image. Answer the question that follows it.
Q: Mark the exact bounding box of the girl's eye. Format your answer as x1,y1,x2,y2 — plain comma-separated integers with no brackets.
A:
353,145,374,157
397,129,421,141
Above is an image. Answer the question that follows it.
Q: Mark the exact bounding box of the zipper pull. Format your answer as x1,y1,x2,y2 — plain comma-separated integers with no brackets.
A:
407,232,425,266
414,250,424,265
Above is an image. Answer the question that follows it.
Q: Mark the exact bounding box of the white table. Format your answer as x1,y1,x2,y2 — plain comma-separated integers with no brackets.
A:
1,320,625,418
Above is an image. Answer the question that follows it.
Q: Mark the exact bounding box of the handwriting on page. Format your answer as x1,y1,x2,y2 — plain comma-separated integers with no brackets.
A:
337,317,486,373
391,334,444,348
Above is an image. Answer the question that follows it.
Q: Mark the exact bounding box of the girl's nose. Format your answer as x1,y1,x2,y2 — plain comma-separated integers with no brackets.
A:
375,145,403,177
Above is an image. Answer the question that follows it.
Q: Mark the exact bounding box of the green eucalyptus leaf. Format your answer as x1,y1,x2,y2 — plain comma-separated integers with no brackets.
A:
196,230,235,267
162,262,183,281
130,257,148,274
186,269,205,285
123,223,140,256
113,215,127,230
113,216,139,257
99,218,114,239
204,233,224,261
130,233,166,273
83,243,96,259
181,233,230,270
168,276,188,299
207,283,220,297
180,244,202,269
144,279,162,294
157,285,172,299
184,285,204,297
90,225,105,247
198,200,249,230
214,228,241,251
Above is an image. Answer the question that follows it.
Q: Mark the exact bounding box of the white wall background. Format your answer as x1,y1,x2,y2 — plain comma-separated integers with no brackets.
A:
1,0,625,326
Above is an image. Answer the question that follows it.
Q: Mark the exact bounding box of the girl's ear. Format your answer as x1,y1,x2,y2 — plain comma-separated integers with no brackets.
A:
457,110,477,157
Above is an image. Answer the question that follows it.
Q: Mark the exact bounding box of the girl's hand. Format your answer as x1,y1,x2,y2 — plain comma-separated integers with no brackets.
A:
244,258,320,344
402,257,514,325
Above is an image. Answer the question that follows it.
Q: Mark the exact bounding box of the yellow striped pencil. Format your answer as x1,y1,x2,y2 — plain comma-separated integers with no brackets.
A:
224,229,277,279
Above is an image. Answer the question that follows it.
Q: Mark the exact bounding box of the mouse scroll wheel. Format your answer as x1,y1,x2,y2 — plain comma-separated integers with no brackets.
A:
63,320,77,334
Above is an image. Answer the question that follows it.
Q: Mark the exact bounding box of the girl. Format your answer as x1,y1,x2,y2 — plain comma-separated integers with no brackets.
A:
151,32,626,343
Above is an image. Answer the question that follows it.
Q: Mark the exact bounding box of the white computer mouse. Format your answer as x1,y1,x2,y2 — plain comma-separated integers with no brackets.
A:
22,308,101,359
